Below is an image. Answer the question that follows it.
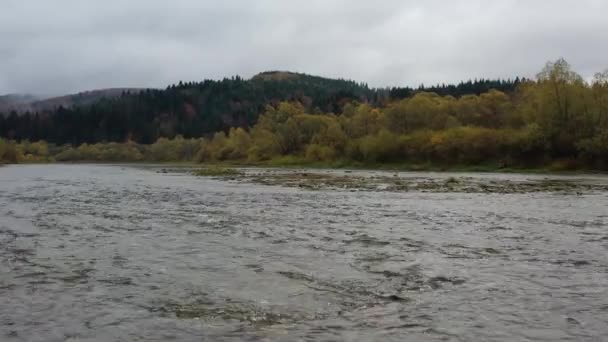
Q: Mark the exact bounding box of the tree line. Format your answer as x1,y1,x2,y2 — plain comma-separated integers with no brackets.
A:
194,60,608,170
0,72,519,145
2,59,607,170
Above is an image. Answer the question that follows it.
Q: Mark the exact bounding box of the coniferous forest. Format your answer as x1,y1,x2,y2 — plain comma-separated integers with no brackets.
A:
2,59,608,170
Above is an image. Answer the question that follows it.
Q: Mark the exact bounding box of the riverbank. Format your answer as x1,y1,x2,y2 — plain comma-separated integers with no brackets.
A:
186,155,608,175
5,158,608,175
190,165,608,194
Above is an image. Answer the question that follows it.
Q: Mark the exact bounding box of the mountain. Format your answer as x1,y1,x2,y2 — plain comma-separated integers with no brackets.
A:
0,88,147,114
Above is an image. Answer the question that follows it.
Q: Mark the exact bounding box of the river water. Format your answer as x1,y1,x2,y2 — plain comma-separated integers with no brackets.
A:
1,164,607,341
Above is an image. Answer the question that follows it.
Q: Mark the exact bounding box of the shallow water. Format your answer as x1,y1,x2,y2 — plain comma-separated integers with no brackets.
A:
1,164,607,341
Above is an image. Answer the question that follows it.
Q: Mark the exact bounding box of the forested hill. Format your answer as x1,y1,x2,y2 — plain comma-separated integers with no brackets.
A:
0,71,521,144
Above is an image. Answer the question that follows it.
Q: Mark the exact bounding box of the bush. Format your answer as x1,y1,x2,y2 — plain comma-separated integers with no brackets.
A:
0,139,21,163
305,144,337,162
358,130,401,162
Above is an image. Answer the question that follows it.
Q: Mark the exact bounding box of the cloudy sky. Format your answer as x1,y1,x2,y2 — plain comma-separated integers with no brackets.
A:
1,0,607,95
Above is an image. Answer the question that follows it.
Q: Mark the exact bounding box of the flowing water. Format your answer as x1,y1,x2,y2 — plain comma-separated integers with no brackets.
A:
1,164,607,341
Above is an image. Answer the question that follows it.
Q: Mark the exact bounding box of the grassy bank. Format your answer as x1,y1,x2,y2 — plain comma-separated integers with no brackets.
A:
2,136,605,175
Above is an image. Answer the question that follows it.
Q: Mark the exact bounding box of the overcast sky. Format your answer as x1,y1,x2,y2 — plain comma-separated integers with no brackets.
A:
1,0,607,95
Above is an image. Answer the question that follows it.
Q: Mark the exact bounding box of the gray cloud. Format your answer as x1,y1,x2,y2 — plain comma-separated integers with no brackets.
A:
1,0,607,95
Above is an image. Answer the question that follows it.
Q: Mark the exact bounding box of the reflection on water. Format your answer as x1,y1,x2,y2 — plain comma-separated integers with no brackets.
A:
1,164,607,341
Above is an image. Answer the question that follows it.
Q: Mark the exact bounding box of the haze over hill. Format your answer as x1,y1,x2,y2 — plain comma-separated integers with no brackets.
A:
0,88,148,113
0,94,43,112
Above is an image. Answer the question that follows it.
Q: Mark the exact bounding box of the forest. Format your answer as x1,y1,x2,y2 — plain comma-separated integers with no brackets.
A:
0,71,519,144
2,59,607,170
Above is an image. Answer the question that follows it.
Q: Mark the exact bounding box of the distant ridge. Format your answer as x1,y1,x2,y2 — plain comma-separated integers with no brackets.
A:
0,88,148,113
0,94,42,113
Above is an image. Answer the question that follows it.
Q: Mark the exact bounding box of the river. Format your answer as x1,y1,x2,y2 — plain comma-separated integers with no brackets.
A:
1,164,607,341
